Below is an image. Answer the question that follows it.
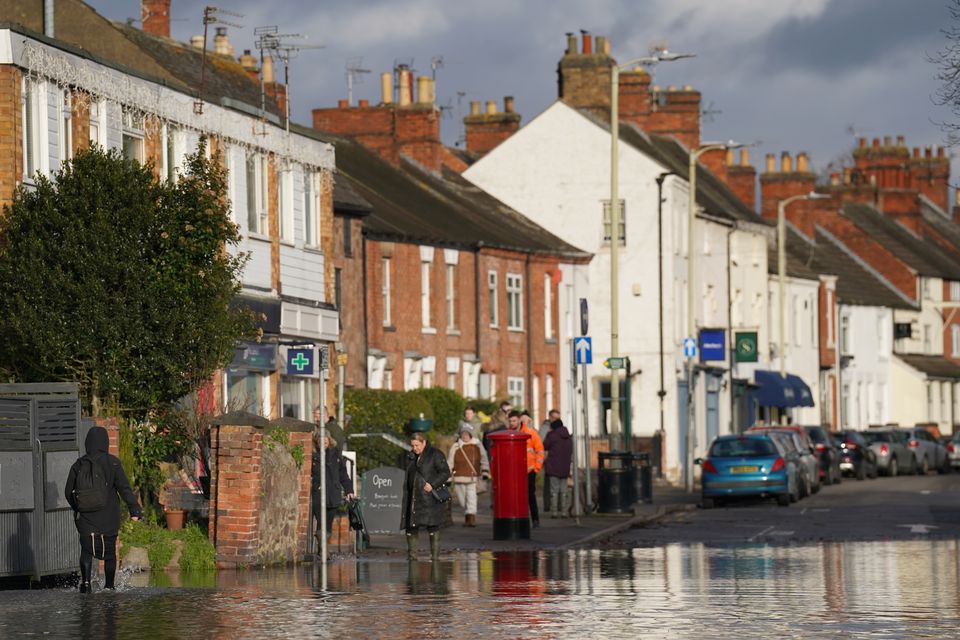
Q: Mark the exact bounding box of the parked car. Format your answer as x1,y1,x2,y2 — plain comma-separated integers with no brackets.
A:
947,433,960,470
834,431,878,480
803,426,842,485
861,429,916,477
748,426,821,496
697,434,800,508
901,427,950,474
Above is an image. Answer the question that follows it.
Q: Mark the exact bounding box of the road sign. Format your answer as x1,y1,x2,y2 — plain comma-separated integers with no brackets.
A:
699,329,726,362
604,357,626,370
575,337,592,364
286,348,314,376
682,337,697,359
579,298,589,336
336,353,348,366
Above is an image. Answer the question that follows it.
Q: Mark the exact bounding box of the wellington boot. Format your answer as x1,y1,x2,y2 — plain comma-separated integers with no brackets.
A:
79,557,92,594
429,532,441,562
405,533,418,561
465,514,476,527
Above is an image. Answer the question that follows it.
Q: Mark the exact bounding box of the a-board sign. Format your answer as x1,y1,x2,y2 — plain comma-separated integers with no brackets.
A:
361,466,405,535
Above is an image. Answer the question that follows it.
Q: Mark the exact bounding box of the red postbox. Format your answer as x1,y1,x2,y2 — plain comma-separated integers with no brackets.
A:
488,430,530,540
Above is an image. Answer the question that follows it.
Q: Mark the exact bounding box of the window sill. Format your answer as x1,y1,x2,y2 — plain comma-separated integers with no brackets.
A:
248,233,271,243
280,239,295,248
303,245,324,256
489,324,499,330
422,327,437,335
508,327,524,333
545,338,557,345
383,325,397,333
446,328,461,336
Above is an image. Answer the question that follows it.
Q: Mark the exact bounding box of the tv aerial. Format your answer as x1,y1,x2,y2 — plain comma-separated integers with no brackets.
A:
255,26,325,132
195,5,244,115
345,57,371,106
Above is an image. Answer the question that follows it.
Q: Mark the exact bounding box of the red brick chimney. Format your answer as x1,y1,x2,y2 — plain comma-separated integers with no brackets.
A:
618,68,652,130
760,151,817,222
142,0,171,38
726,148,757,212
463,96,521,156
645,85,701,150
312,70,442,173
909,145,951,213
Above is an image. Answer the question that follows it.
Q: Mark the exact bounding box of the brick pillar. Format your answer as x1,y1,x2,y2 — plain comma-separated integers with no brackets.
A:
94,417,120,457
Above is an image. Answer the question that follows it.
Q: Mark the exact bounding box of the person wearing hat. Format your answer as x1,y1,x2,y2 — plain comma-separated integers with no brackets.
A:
447,422,489,527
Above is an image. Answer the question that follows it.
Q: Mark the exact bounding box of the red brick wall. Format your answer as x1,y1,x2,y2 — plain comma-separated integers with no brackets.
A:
0,65,23,210
646,88,701,150
464,115,520,156
760,168,817,222
333,215,366,388
818,279,837,369
618,69,652,129
727,165,757,211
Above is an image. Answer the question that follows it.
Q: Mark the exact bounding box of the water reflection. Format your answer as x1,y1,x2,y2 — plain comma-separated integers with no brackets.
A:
1,541,960,638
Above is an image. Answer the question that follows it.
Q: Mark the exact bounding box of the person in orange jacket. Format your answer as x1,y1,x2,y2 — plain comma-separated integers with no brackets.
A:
508,411,544,528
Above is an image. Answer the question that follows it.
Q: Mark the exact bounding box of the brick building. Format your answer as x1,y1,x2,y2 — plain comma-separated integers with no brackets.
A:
312,74,590,416
0,0,340,421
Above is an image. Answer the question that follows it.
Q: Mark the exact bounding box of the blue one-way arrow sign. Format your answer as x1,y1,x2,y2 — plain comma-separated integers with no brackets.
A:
682,337,697,359
575,337,592,364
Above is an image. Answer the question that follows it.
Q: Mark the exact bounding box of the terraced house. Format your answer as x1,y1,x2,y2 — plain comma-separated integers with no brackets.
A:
0,0,340,420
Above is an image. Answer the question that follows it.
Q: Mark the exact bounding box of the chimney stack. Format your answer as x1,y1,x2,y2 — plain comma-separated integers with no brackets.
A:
725,148,757,212
213,27,234,57
142,0,171,38
239,49,258,81
557,31,614,119
463,95,522,158
760,150,816,221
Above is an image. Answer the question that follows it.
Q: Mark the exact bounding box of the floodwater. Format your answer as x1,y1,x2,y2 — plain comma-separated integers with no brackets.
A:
2,540,960,638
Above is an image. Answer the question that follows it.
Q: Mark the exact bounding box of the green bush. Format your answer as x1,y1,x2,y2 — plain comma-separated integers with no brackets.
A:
408,388,465,435
120,519,216,572
466,398,500,418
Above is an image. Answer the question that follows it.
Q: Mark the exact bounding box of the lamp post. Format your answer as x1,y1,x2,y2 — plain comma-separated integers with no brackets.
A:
609,50,692,453
777,191,829,424
684,141,743,493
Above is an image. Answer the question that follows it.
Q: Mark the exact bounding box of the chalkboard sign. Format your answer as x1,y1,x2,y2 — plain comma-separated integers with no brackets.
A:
362,466,405,535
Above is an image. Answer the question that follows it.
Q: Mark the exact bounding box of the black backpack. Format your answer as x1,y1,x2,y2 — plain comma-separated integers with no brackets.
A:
72,457,110,513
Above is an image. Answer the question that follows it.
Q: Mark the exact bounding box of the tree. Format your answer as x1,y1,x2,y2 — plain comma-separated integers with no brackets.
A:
933,0,960,145
0,142,256,417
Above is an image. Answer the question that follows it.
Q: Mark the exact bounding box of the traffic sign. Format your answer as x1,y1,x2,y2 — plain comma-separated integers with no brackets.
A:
575,337,592,364
336,353,349,366
604,357,626,370
682,337,697,359
579,298,589,336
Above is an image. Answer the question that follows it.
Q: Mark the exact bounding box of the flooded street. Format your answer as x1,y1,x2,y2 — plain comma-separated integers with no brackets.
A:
2,540,960,638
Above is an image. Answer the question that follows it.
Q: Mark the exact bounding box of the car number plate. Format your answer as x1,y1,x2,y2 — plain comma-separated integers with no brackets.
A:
731,465,759,473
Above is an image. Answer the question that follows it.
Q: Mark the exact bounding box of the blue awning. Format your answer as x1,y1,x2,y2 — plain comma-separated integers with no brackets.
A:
753,370,815,408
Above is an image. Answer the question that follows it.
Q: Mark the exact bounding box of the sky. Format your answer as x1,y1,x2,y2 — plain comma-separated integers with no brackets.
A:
89,0,958,191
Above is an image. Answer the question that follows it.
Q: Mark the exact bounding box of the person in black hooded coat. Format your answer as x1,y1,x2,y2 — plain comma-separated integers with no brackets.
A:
65,426,142,592
400,432,450,561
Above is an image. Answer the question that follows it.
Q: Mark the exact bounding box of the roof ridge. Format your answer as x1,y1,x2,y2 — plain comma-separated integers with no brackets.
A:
815,224,917,308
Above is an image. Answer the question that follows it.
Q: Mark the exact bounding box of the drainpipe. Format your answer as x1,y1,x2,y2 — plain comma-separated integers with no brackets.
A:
44,0,54,38
525,253,533,409
656,173,677,458
475,244,483,395
726,224,735,434
361,231,369,387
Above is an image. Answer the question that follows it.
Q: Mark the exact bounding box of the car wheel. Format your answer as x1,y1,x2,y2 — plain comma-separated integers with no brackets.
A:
889,457,898,478
701,497,715,509
777,493,791,507
937,457,950,475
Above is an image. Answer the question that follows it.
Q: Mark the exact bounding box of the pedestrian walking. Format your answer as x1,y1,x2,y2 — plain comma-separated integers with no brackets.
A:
507,410,544,528
543,418,573,518
447,424,490,527
64,426,143,593
312,430,354,547
401,432,451,561
463,406,482,431
539,409,560,512
486,401,512,435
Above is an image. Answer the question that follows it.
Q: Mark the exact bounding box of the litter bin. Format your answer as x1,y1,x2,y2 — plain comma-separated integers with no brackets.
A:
597,451,635,513
632,452,652,504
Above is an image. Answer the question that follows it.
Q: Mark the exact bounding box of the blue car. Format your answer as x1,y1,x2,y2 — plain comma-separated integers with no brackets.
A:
697,434,797,508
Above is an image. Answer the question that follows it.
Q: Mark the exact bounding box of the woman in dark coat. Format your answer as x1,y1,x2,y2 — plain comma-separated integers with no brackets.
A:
401,432,451,561
311,431,353,543
64,426,142,592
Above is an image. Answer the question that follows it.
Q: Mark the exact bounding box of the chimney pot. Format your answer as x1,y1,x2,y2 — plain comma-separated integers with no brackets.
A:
843,167,852,184
338,99,349,109
781,151,793,173
213,27,234,57
381,72,393,105
504,96,515,113
667,85,677,92
682,84,694,91
938,146,946,158
358,99,369,108
859,137,867,148
398,69,411,106
417,76,433,105
830,172,840,186
883,135,891,147
601,37,612,55
740,148,750,166
239,49,257,71
913,147,921,159
896,135,905,147
261,54,274,83
595,36,606,54
485,100,497,115
797,152,809,173
582,32,593,54
872,137,880,149
725,149,734,165
925,146,933,159
469,100,481,116
566,33,577,55
765,153,776,173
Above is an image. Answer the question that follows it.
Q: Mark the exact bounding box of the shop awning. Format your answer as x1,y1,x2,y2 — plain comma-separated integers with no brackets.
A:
753,370,815,408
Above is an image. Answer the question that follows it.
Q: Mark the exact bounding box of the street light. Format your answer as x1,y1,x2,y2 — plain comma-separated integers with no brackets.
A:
609,49,693,453
777,192,830,383
685,140,744,493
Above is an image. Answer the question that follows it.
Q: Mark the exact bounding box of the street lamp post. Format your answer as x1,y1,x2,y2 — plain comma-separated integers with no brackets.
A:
609,50,692,453
777,191,829,424
684,141,743,493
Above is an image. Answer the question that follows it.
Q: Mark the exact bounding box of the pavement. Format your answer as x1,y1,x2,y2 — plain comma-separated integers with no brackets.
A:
356,479,699,557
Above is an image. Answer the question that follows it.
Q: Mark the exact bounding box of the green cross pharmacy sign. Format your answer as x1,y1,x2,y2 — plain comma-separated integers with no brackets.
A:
286,348,315,376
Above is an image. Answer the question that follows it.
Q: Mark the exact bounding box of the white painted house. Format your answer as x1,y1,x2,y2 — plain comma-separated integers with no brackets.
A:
464,101,772,482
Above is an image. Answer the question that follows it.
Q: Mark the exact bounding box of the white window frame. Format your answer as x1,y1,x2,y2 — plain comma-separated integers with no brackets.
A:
602,199,626,245
840,313,851,355
507,273,523,331
59,89,72,165
382,257,392,327
304,170,320,248
279,167,295,243
280,375,319,421
488,270,499,328
544,272,553,340
545,374,554,417
421,260,433,331
245,151,268,236
121,108,144,163
952,281,960,302
88,98,106,149
161,124,184,183
446,264,456,331
21,77,47,181
532,375,540,425
953,325,960,358
507,376,525,409
224,369,268,416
